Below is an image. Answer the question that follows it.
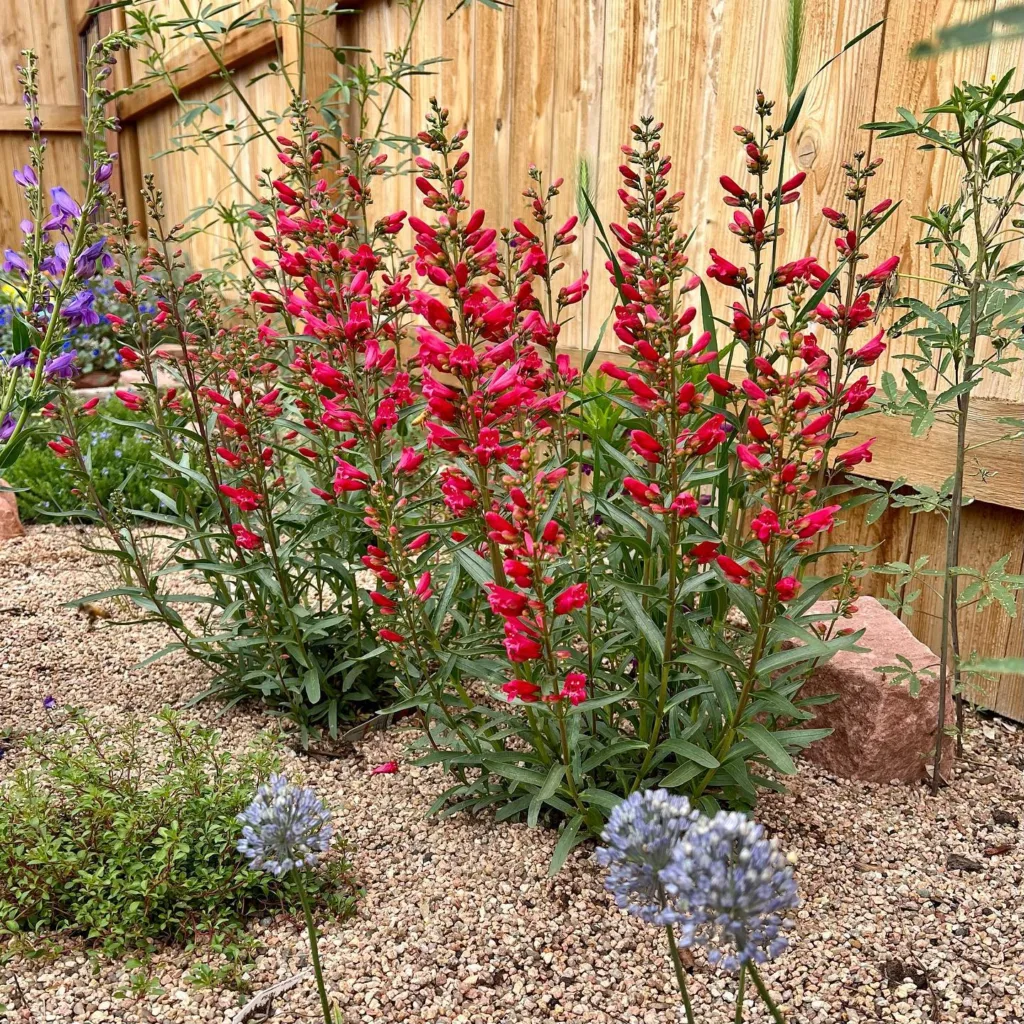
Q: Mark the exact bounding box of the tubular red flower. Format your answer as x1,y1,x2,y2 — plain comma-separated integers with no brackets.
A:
231,524,263,551
835,439,875,468
487,583,529,617
219,484,261,511
706,373,735,396
688,540,720,563
553,583,588,616
502,678,541,703
716,554,752,583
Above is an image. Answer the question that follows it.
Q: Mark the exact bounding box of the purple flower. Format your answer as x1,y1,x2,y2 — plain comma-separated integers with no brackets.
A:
41,242,70,276
44,350,77,380
13,165,36,188
660,810,799,971
596,789,700,925
43,695,57,710
2,249,28,275
74,238,109,279
0,414,15,441
95,163,114,184
44,187,81,231
19,219,33,236
50,187,81,218
61,290,99,328
237,774,333,877
7,349,36,369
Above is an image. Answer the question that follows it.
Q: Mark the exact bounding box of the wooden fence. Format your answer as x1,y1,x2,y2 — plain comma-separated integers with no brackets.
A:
1,0,1022,717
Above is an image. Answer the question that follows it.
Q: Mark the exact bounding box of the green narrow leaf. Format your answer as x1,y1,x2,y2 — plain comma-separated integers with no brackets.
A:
786,18,884,132
619,589,666,661
548,815,585,876
739,723,797,774
784,0,805,97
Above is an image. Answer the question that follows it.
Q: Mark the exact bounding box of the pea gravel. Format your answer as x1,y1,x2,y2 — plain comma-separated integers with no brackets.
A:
2,527,1022,1024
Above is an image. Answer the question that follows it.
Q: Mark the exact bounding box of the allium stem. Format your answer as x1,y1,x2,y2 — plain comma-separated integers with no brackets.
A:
747,963,786,1024
294,871,335,1024
664,924,696,1024
734,966,747,1023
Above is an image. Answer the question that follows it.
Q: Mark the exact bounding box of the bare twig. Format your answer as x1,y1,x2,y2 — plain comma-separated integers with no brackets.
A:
230,969,311,1024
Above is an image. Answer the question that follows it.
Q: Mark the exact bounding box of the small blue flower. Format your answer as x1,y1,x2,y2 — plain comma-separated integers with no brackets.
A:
237,774,333,878
660,810,799,971
42,695,57,710
596,789,699,924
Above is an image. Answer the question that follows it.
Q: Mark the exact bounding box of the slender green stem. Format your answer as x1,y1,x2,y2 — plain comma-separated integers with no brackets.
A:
734,965,747,1023
664,925,696,1024
294,872,335,1024
747,963,786,1024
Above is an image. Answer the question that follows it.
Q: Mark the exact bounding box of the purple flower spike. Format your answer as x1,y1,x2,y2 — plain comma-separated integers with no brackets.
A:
61,290,99,328
13,165,36,188
44,350,77,380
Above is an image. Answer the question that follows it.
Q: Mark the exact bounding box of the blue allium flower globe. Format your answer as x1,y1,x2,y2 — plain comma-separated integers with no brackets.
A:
237,774,333,877
596,789,699,924
660,810,799,972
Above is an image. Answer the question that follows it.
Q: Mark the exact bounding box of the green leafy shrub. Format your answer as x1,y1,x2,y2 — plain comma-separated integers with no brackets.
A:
0,710,354,956
3,398,162,522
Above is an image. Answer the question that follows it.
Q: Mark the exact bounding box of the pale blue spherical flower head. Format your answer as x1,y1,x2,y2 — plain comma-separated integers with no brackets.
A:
237,773,333,877
659,810,799,971
596,788,699,924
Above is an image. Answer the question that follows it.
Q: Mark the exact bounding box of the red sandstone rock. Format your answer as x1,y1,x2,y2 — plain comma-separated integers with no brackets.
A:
800,596,955,783
0,479,24,540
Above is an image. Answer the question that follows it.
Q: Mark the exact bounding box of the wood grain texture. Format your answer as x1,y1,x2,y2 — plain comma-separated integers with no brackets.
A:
0,0,84,244
0,105,82,133
118,22,280,122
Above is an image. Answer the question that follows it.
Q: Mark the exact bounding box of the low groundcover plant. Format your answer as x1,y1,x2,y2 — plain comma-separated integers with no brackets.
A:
0,709,354,958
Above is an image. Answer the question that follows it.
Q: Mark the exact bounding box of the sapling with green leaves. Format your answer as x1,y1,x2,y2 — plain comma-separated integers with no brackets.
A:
866,73,1024,788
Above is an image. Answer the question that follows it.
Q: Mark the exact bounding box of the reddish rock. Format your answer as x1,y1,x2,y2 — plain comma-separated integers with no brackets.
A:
0,479,24,540
800,596,954,783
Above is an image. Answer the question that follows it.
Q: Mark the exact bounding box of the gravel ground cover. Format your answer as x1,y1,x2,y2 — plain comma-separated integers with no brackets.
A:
1,526,1022,1024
